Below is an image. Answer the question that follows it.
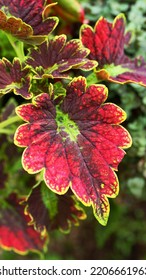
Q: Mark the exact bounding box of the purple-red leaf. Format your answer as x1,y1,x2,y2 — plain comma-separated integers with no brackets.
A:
14,77,132,225
0,1,58,44
0,58,32,99
26,36,97,79
80,14,146,86
24,183,86,233
0,193,47,254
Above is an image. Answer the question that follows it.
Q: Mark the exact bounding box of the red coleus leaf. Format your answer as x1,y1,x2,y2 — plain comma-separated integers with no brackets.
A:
14,77,132,225
80,14,146,86
23,183,86,233
0,193,47,254
0,0,58,44
26,36,97,79
0,58,32,99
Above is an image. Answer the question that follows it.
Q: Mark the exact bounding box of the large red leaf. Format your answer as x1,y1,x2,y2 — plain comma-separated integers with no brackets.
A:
26,36,97,79
0,193,47,254
80,14,146,86
0,1,58,44
0,58,32,99
14,77,132,225
24,183,86,233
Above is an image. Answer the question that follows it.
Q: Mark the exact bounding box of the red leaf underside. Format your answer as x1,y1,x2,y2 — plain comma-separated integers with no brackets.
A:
0,193,47,254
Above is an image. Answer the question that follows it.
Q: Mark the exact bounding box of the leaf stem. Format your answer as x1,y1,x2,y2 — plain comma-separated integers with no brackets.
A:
86,71,103,85
32,179,43,189
0,115,21,129
0,128,16,134
6,34,25,61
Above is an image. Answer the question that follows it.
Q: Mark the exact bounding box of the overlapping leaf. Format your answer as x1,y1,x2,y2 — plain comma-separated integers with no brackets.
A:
0,58,32,99
26,35,98,79
14,77,132,225
0,0,58,44
0,98,16,120
0,193,47,254
24,183,86,233
80,14,146,86
47,0,86,23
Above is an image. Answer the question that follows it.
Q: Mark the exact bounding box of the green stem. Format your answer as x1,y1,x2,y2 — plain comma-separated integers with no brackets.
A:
32,178,43,189
0,128,16,134
6,34,25,61
86,71,103,85
0,115,21,129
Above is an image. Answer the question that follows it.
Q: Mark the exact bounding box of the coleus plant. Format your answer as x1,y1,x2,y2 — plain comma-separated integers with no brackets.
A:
0,0,145,256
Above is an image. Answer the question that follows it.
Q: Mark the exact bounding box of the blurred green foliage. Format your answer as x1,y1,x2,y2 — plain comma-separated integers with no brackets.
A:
0,0,146,260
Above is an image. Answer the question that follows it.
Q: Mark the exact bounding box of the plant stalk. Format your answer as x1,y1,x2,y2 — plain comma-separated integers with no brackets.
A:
6,34,25,61
0,115,21,129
